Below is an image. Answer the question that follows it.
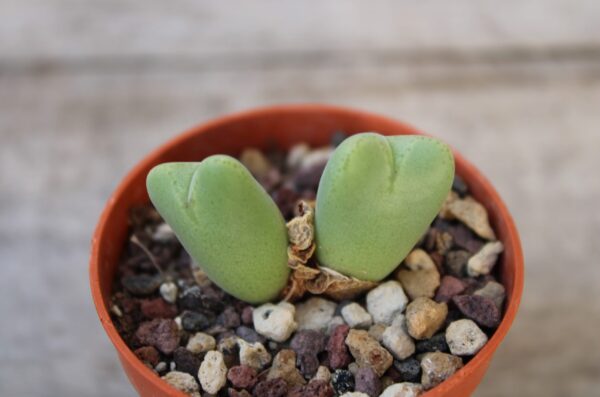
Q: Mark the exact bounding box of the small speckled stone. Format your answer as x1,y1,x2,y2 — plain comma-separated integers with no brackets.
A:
237,339,272,370
467,241,504,277
394,358,421,383
420,352,463,390
267,349,306,387
446,319,488,356
396,268,440,300
186,332,216,354
404,249,437,271
253,302,297,342
339,393,369,397
453,294,501,328
345,329,393,376
366,281,408,325
379,382,424,397
290,330,328,377
474,281,506,311
198,350,227,394
382,316,415,360
405,298,448,340
414,333,448,354
295,297,337,331
161,371,200,397
341,303,373,329
331,369,355,395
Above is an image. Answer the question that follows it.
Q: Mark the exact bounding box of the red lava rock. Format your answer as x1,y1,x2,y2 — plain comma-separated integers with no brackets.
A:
229,388,252,397
435,276,466,303
133,346,160,366
140,298,178,319
241,306,254,325
326,325,352,370
453,294,501,328
354,366,382,397
173,346,202,376
291,330,328,377
252,377,288,397
135,318,180,354
287,380,334,397
218,306,241,329
227,365,258,389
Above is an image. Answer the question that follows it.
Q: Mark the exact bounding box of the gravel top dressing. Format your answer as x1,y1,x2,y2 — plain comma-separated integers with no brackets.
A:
110,136,506,397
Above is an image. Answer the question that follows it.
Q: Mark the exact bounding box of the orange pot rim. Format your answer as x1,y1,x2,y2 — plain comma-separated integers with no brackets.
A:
90,104,524,397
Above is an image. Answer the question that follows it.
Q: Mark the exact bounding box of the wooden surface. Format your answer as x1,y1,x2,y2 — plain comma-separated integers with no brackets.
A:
1,2,600,396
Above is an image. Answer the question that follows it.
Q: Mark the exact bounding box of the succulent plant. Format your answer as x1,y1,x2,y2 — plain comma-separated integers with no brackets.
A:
146,132,454,303
146,156,289,303
315,133,454,281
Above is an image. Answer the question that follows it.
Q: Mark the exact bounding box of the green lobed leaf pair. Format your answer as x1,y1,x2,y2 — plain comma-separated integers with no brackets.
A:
147,133,455,303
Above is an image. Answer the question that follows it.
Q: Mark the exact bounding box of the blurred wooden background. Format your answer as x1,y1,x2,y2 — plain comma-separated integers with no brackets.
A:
1,1,600,396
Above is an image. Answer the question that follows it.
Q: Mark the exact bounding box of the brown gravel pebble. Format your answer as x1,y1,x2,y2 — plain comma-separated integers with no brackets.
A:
354,366,382,397
452,294,501,328
434,276,466,303
267,349,306,387
420,352,464,389
133,346,160,366
345,329,393,377
227,365,258,389
140,298,178,319
252,377,288,397
396,268,440,300
135,318,180,354
326,324,353,370
405,298,448,340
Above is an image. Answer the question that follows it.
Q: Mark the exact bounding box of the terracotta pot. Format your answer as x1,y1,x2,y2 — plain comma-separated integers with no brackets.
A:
90,104,524,397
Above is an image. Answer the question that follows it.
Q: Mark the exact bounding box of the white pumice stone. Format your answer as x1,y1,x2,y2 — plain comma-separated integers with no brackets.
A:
467,241,504,277
445,319,488,356
379,382,424,397
341,302,373,329
253,302,297,342
198,350,227,394
295,297,337,331
366,281,409,325
382,315,415,360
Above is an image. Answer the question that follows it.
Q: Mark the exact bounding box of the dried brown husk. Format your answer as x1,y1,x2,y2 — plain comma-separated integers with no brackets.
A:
282,200,378,302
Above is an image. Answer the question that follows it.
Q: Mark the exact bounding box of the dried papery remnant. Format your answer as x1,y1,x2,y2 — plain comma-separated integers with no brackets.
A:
287,201,315,251
282,201,377,302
